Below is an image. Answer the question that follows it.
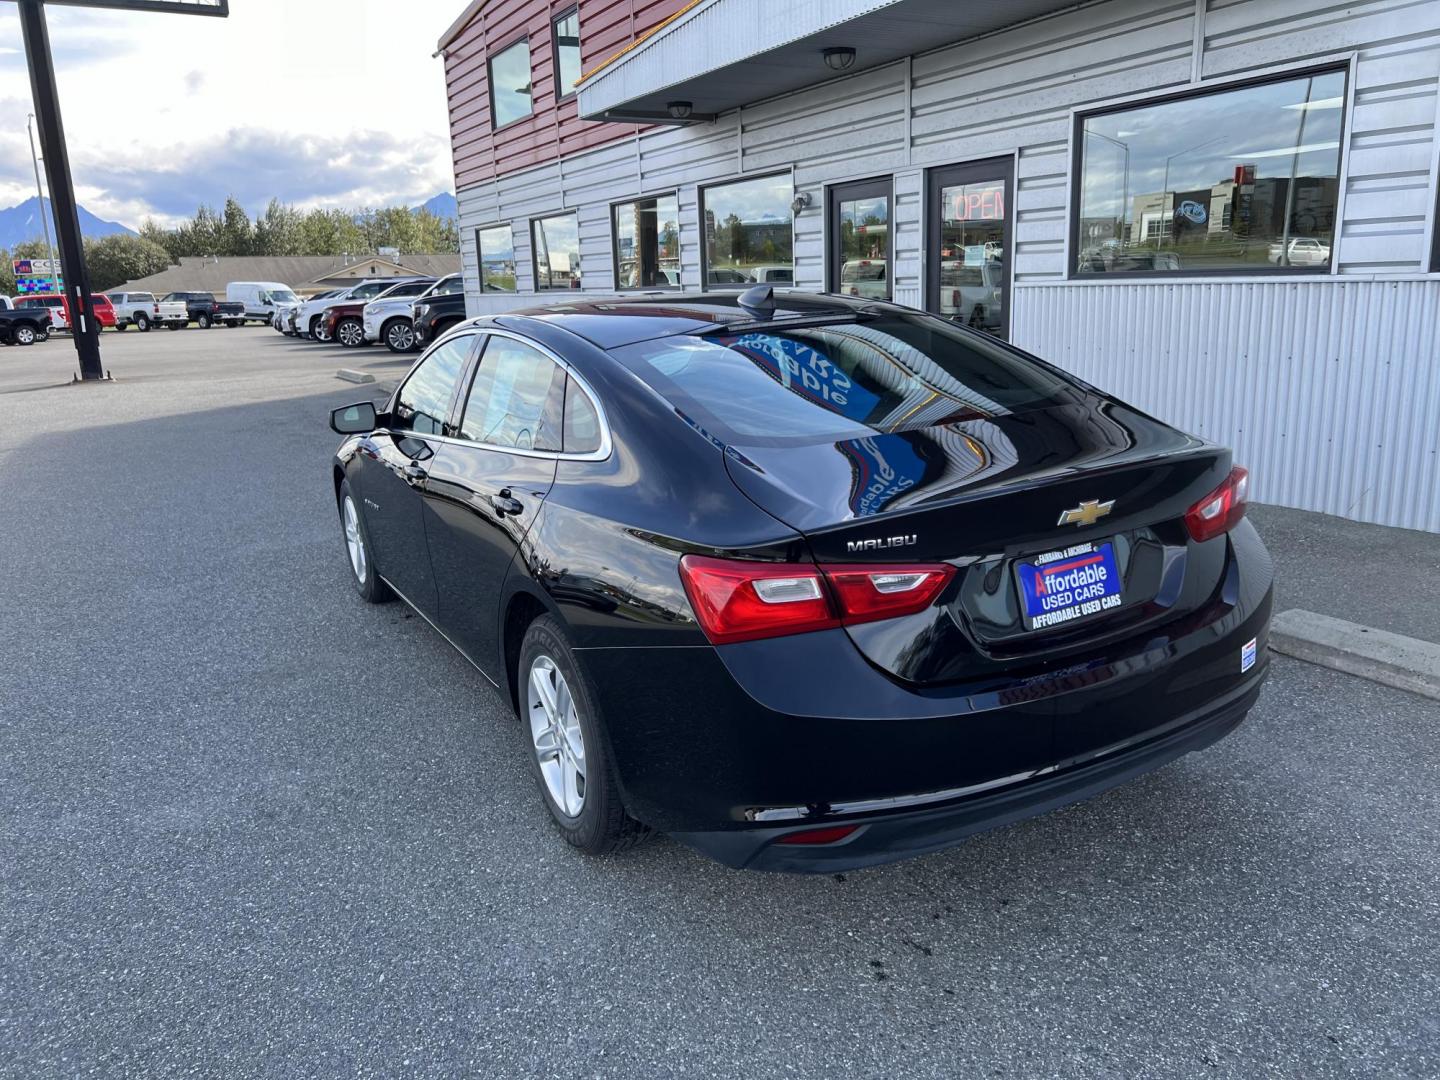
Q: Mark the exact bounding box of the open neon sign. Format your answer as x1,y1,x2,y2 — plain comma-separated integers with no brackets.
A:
945,186,1005,222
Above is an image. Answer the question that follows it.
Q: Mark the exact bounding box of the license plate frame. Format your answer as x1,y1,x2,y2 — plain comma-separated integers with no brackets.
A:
1014,540,1123,632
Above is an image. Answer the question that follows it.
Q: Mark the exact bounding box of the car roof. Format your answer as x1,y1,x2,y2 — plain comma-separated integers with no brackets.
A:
492,290,894,349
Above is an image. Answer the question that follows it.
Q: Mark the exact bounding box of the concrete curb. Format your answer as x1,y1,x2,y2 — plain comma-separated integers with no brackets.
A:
336,369,375,384
1270,609,1440,701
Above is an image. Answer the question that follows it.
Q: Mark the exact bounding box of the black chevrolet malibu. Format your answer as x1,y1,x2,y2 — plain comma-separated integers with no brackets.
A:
329,289,1272,872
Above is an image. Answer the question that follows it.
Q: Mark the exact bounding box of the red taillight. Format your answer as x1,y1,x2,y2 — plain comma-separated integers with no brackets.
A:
1184,465,1249,543
823,564,956,625
677,555,955,645
776,824,861,846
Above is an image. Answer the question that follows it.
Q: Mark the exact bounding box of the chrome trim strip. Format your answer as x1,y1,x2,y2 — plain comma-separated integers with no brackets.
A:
379,574,501,689
386,325,614,462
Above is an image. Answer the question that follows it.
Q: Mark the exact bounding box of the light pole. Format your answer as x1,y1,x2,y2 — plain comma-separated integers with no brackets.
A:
1085,129,1129,246
26,113,60,291
1158,135,1224,249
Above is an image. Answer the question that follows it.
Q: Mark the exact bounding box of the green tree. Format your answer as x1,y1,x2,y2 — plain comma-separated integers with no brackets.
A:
218,195,255,256
84,233,173,291
0,249,14,296
253,199,305,256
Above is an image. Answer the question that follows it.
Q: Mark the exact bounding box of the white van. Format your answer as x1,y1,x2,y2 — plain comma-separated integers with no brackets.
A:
226,281,300,324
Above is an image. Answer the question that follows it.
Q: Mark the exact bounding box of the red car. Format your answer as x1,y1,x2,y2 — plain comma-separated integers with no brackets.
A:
17,292,118,330
323,301,367,348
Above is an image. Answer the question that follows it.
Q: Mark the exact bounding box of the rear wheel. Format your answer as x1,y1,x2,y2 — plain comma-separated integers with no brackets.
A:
166,323,180,331
336,317,365,348
519,616,648,856
383,318,415,353
14,325,36,346
196,313,212,329
117,321,129,332
338,480,391,604
135,312,151,332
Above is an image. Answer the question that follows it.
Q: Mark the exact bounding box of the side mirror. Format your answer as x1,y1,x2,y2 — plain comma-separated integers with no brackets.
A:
330,400,379,434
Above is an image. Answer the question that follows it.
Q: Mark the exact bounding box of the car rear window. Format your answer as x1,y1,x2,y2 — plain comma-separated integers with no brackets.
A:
610,314,1077,446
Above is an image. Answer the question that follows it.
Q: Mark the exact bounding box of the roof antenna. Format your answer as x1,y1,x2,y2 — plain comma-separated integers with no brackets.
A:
738,284,775,319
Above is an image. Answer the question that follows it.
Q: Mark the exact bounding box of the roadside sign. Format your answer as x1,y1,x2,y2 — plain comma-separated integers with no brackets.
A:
14,258,61,275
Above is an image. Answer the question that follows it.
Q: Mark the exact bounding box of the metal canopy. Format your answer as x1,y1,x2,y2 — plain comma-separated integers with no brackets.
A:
577,0,1076,123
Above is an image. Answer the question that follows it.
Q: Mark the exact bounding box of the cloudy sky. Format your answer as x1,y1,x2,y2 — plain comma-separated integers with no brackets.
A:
0,0,456,228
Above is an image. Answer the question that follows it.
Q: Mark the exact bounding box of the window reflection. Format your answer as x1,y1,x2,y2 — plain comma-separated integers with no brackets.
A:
1077,69,1345,273
937,180,1005,334
836,194,889,299
614,195,680,288
489,40,533,128
533,213,581,290
477,226,516,292
701,175,794,287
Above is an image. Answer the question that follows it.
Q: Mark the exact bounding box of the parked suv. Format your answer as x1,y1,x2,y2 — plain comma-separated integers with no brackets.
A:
364,274,456,352
108,291,188,331
296,280,411,342
410,288,466,346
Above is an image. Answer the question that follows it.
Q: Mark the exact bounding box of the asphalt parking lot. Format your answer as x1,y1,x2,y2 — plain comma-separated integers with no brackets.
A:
2,328,1438,1078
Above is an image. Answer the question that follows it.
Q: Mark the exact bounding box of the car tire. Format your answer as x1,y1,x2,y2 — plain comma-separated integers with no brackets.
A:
337,479,391,604
227,320,242,328
14,325,36,346
36,328,49,342
117,321,129,332
166,323,180,331
135,313,150,332
434,317,460,339
196,313,212,329
382,318,416,353
336,317,365,348
518,615,649,856
310,316,331,343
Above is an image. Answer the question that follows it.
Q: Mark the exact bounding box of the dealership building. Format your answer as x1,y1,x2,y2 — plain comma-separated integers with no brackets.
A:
438,0,1440,532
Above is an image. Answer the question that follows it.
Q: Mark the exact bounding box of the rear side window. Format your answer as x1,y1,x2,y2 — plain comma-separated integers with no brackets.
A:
562,376,602,454
459,337,564,451
611,314,1077,446
393,335,474,435
134,293,153,303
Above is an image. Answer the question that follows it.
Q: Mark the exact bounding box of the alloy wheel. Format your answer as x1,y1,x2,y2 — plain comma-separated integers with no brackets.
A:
386,321,414,351
342,495,367,583
527,655,587,817
16,326,35,345
338,320,364,347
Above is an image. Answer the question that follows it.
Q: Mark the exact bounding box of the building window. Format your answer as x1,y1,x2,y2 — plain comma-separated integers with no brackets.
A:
613,194,680,288
489,38,533,129
1074,67,1346,275
552,9,581,101
477,225,516,292
700,173,794,287
533,213,581,290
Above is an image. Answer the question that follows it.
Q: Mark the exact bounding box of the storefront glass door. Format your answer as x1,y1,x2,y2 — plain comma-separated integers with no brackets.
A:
927,158,1014,339
827,178,892,301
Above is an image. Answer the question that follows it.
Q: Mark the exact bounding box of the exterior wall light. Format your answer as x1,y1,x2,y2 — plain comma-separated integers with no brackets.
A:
823,47,856,71
667,101,694,120
790,191,812,215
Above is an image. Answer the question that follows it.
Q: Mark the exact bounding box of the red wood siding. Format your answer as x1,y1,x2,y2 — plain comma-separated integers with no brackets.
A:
444,0,692,191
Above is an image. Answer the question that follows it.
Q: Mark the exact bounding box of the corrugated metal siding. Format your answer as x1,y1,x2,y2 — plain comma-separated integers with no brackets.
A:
1013,279,1440,532
443,0,693,190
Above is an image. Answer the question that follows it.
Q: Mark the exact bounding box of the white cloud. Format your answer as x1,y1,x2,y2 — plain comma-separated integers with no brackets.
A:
0,0,456,226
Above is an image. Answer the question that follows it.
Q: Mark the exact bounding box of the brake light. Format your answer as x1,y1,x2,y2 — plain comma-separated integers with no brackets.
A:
678,555,955,645
1184,466,1249,543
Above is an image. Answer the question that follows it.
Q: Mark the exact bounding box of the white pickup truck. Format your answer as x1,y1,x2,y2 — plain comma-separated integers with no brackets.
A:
107,291,189,331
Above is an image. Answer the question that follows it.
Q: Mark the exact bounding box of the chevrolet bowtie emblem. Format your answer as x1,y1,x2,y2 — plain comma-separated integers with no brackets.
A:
1057,499,1115,528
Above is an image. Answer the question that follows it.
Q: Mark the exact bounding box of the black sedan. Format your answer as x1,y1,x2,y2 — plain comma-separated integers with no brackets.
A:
329,289,1273,872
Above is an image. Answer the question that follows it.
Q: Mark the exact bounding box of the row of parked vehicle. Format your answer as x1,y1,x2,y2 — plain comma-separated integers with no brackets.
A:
271,273,465,353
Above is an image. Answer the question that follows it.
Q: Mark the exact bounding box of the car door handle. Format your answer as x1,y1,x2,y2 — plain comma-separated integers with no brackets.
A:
489,488,524,516
403,462,427,482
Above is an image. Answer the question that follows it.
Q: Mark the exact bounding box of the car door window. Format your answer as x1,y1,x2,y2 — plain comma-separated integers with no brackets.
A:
562,376,602,454
392,336,474,435
458,337,564,451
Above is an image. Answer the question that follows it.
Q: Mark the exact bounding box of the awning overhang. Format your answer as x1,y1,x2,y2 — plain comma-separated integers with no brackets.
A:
577,0,1081,124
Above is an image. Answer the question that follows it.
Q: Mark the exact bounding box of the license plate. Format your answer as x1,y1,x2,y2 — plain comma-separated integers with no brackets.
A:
1014,540,1123,631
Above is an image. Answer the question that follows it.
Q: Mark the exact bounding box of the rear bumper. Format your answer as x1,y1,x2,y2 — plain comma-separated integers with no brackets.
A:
673,668,1262,872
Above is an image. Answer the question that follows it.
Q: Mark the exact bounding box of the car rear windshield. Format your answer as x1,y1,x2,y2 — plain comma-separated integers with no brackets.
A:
610,313,1078,446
